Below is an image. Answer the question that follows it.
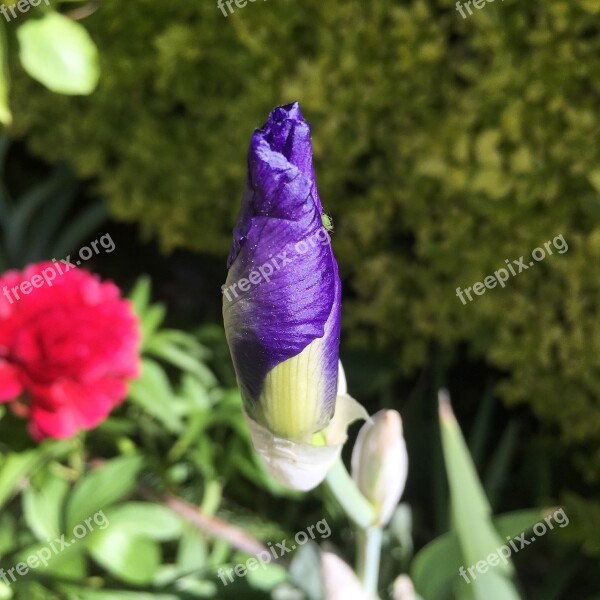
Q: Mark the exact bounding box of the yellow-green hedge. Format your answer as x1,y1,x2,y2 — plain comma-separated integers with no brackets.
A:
9,0,600,486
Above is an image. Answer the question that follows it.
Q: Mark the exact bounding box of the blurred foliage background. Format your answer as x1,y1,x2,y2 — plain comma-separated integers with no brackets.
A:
0,0,599,598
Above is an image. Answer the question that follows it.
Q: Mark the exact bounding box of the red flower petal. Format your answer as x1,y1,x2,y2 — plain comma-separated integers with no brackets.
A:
0,262,140,440
0,360,23,401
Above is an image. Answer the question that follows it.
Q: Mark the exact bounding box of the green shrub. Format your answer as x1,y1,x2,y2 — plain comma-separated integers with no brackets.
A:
8,0,600,485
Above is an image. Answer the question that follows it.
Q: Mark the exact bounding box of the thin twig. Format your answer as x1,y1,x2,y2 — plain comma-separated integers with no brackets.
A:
64,1,100,21
139,485,268,556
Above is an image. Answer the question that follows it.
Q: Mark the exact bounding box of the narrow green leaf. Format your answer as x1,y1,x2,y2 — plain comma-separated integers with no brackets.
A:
484,421,521,507
17,12,100,95
467,386,495,470
128,359,183,433
6,168,74,264
139,303,166,343
494,509,547,540
49,200,106,258
129,276,151,316
179,374,212,410
0,134,9,181
438,390,522,600
152,329,212,359
146,338,217,387
411,509,546,599
412,531,461,600
26,166,78,262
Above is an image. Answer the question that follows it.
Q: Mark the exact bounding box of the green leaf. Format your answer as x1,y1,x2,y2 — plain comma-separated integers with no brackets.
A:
139,303,166,344
0,442,70,510
5,167,75,263
412,531,461,600
17,12,100,95
44,552,87,581
145,337,217,387
176,528,208,574
151,329,212,360
0,450,40,510
129,276,152,316
61,590,179,600
0,581,10,600
98,503,182,541
49,200,107,258
87,530,160,585
246,562,288,591
467,386,495,470
14,539,87,580
65,455,144,531
23,473,70,540
0,513,17,556
438,391,522,600
179,373,212,410
23,166,78,264
484,421,521,508
0,22,11,125
289,543,322,600
128,359,183,433
411,510,545,600
494,509,547,540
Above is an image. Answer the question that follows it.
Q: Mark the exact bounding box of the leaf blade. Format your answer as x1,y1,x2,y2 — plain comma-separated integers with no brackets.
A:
17,12,100,95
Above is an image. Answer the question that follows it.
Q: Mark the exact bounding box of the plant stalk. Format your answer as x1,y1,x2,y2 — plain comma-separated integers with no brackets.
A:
325,458,375,529
356,525,383,597
325,458,382,597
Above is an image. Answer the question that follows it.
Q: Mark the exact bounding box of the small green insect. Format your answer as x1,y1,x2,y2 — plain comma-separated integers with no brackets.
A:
321,212,334,233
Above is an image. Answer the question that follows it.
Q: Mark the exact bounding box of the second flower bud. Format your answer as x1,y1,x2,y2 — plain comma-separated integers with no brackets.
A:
351,409,408,526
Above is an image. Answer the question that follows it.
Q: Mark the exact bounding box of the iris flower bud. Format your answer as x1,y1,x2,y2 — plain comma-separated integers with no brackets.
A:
351,410,408,526
224,103,366,490
224,102,341,442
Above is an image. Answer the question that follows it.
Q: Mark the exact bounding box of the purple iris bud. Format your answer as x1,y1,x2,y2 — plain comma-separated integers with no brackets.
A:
223,102,341,441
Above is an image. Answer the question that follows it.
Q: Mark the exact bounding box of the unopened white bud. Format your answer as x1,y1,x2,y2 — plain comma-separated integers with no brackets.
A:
392,575,421,600
351,409,408,525
321,551,372,600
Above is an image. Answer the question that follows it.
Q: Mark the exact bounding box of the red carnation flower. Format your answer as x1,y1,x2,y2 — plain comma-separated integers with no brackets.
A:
0,262,140,440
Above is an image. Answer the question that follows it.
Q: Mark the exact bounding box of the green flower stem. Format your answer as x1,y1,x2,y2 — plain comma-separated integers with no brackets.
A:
357,526,383,597
325,458,375,529
325,458,382,596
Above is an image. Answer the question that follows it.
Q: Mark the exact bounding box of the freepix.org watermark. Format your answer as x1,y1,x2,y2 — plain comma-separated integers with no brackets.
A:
458,508,569,584
222,226,331,303
0,510,109,586
455,0,504,19
2,233,115,306
217,519,331,586
0,0,50,23
217,0,267,18
456,234,568,305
